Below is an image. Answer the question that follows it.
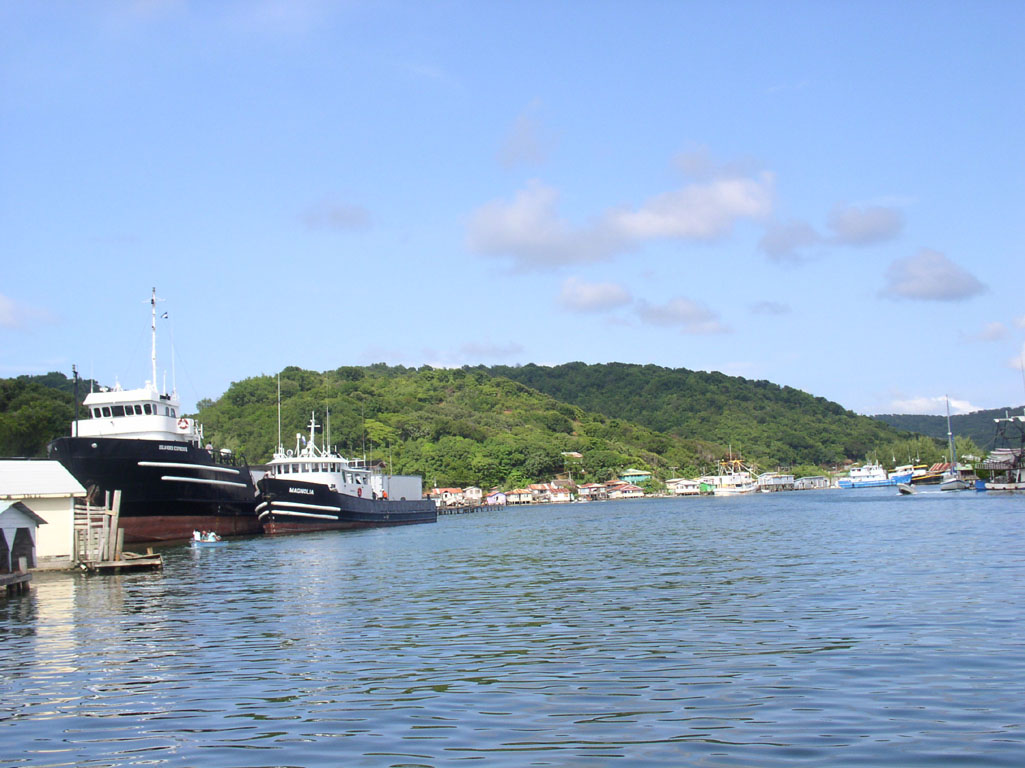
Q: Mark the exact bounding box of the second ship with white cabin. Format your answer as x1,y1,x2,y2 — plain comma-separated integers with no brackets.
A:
256,413,436,535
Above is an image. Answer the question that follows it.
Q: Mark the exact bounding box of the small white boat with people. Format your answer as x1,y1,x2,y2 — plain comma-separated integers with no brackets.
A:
191,530,225,546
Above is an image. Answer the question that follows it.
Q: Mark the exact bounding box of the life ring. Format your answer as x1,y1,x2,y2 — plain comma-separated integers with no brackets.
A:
178,418,188,430
357,487,362,498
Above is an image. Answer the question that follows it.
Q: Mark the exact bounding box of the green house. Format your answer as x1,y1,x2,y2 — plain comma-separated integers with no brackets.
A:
618,468,651,485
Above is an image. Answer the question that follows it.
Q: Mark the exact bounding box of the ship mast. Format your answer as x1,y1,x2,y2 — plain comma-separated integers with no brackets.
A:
150,287,158,392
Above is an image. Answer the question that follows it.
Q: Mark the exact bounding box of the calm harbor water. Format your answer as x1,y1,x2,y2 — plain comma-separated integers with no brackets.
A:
3,490,1024,767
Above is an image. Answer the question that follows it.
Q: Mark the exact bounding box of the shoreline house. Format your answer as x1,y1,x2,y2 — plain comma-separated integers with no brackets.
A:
576,483,607,501
0,460,86,570
666,478,701,495
485,491,507,506
428,487,465,507
618,468,652,486
507,488,532,505
607,482,644,500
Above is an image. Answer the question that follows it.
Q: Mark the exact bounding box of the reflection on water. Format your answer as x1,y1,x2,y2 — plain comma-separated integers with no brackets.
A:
3,491,1025,766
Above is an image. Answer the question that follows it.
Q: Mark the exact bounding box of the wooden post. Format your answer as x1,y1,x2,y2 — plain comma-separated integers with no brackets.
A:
110,491,121,561
98,514,109,563
115,529,124,562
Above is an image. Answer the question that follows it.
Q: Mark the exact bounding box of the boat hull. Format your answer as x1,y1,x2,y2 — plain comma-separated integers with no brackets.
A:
48,436,260,543
258,476,437,535
837,478,894,488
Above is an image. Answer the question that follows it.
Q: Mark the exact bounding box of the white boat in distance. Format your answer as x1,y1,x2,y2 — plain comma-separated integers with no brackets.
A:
704,458,758,496
940,396,968,492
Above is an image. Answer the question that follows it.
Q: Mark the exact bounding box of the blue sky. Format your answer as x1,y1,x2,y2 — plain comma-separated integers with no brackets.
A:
2,1,1023,417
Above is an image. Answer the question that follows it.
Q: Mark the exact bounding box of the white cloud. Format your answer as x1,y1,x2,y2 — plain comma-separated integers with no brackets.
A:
635,297,730,334
759,219,820,261
882,248,986,301
458,341,525,360
750,301,791,316
559,277,632,313
302,201,371,231
888,395,981,415
828,203,904,245
970,322,1007,342
0,294,16,328
467,180,625,269
467,163,774,271
1009,342,1025,371
607,173,773,241
0,293,56,329
499,104,549,168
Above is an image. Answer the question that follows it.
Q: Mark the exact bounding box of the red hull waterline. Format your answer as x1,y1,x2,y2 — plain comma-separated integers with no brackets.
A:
121,515,263,544
264,519,431,536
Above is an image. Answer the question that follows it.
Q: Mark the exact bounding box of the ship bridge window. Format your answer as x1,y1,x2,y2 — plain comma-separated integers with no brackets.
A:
291,464,298,473
143,404,153,415
133,405,143,415
112,405,125,417
92,408,101,418
102,406,112,418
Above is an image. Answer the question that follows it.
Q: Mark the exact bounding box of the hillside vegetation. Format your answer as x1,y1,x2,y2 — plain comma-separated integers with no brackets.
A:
196,365,722,488
483,363,907,467
2,365,931,487
0,373,98,457
873,406,1025,451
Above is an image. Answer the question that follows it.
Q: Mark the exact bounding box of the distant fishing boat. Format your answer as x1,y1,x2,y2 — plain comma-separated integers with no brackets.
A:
978,409,1025,491
703,457,758,496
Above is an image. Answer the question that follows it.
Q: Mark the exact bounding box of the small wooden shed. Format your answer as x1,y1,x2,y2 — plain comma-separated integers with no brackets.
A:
0,500,46,573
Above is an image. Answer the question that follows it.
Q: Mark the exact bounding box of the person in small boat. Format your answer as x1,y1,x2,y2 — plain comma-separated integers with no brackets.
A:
203,531,221,542
193,530,202,542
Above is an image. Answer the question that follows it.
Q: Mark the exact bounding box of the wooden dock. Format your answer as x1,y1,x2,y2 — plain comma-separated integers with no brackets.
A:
438,504,504,515
74,491,163,573
1,570,31,597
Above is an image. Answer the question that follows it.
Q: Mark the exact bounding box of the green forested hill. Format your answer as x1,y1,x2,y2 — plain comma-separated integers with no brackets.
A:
2,365,930,485
0,373,98,457
483,362,910,467
196,365,722,487
873,406,1025,451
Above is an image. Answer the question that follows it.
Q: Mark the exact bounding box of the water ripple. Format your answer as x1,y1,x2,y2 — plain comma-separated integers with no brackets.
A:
3,491,1025,766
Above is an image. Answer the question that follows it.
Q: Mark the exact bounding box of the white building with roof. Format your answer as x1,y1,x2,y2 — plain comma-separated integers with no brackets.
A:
0,460,86,568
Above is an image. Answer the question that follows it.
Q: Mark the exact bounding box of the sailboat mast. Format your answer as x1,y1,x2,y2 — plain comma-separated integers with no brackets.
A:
946,395,957,466
277,374,282,452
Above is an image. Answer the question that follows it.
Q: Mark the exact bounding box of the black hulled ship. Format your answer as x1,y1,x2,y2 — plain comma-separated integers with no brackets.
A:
257,413,436,535
48,289,260,543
